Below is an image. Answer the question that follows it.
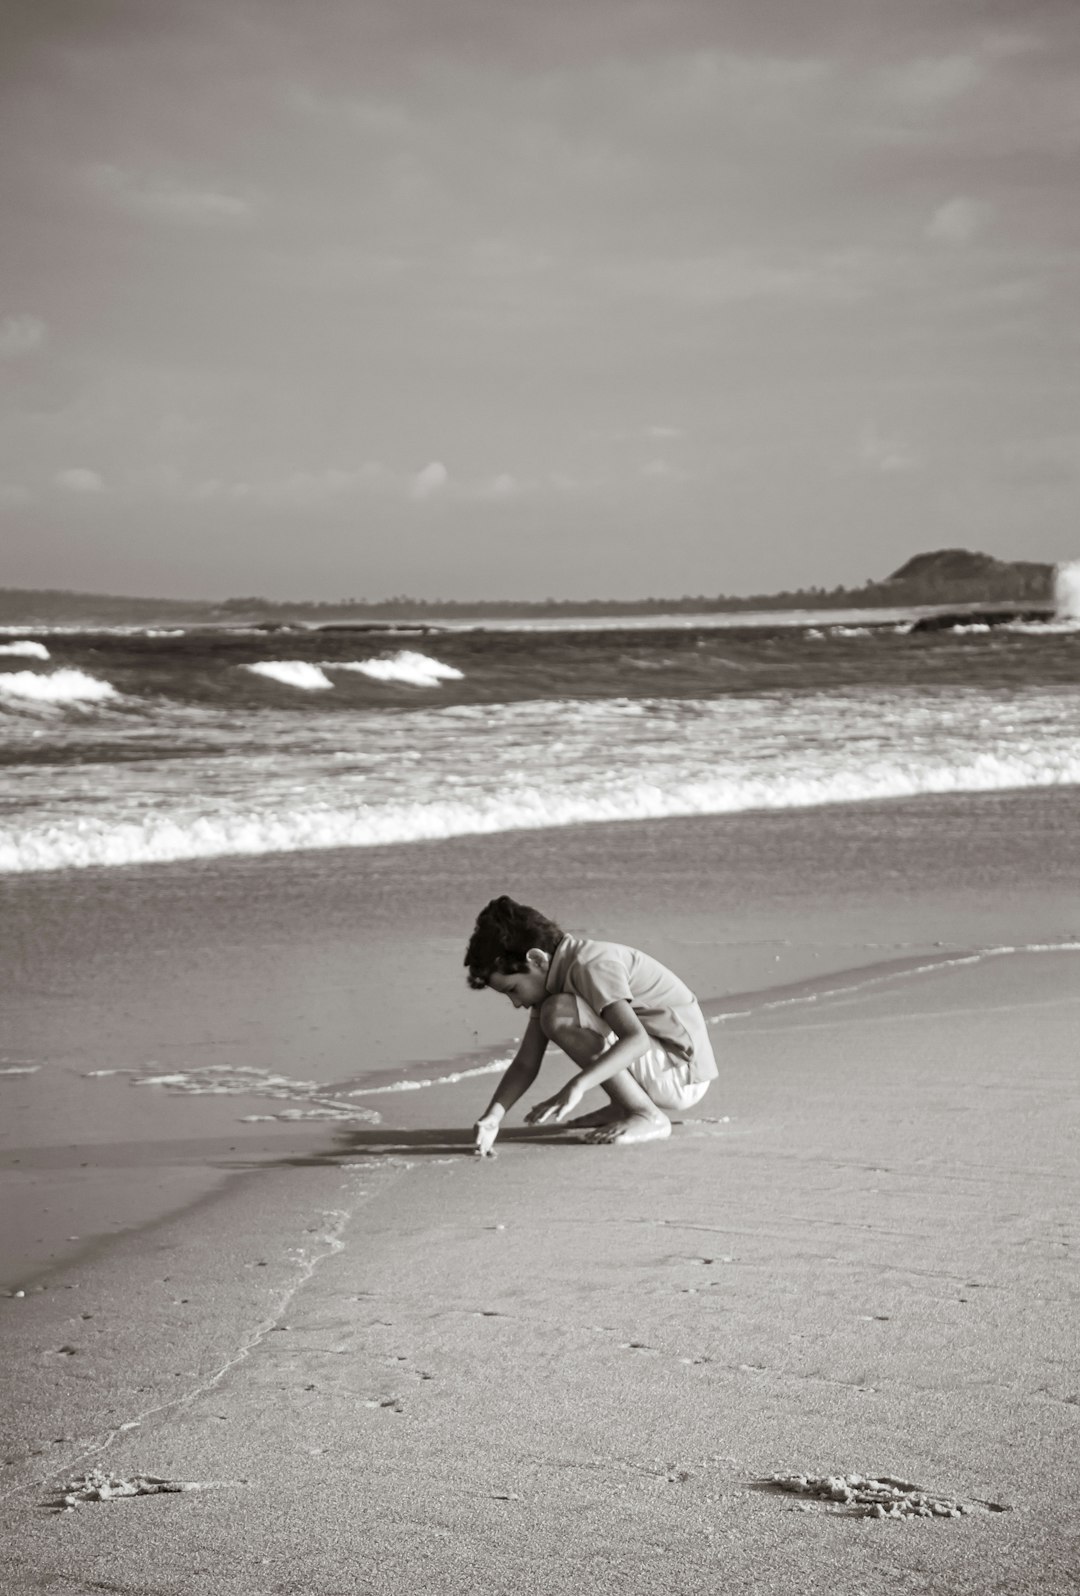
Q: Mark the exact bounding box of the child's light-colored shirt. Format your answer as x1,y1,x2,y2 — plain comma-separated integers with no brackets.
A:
545,934,718,1084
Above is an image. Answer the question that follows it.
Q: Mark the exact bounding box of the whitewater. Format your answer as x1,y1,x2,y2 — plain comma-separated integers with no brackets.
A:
1,618,1077,873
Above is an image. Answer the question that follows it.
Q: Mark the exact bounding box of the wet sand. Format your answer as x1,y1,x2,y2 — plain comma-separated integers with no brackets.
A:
2,790,1079,1592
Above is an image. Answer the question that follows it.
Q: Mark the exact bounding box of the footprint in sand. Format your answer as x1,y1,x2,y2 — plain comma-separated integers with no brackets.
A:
384,1356,435,1382
674,1254,733,1295
757,1473,1009,1519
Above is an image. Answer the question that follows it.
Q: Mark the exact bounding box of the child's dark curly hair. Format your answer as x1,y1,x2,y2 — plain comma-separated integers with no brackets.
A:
464,896,564,989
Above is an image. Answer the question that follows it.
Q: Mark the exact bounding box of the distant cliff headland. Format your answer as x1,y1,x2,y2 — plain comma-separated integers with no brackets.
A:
0,549,1056,626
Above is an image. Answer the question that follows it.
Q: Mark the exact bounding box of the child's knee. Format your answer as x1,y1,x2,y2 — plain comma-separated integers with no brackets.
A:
539,992,606,1041
538,992,579,1042
539,994,608,1064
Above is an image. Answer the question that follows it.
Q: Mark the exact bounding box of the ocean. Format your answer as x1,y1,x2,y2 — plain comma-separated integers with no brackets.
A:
4,604,1080,1285
1,608,1078,874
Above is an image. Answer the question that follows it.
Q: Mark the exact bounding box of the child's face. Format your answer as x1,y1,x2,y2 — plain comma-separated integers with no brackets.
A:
488,964,548,1010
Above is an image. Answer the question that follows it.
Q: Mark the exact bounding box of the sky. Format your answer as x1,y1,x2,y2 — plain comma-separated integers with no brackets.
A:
2,0,1079,600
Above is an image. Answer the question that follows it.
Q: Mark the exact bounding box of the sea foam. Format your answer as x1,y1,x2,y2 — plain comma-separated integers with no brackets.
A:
0,641,49,659
242,652,464,690
244,660,333,690
0,668,117,705
3,742,1080,872
331,651,464,686
1054,559,1080,620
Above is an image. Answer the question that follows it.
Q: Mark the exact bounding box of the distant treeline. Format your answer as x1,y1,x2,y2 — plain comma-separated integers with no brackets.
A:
0,589,208,625
0,549,1056,625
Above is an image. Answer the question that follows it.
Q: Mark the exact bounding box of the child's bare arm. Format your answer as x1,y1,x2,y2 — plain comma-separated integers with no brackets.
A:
474,1009,548,1155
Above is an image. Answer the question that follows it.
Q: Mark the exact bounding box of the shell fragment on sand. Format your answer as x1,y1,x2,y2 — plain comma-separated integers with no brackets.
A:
758,1473,1010,1520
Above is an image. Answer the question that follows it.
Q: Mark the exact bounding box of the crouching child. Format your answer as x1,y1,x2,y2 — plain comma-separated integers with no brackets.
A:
465,896,717,1156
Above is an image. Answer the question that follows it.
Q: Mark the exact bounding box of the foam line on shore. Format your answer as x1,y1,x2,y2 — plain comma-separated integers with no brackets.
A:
65,942,1080,1115
89,1062,384,1124
706,940,1080,1025
766,986,1080,1038
335,941,1080,1102
344,1057,514,1096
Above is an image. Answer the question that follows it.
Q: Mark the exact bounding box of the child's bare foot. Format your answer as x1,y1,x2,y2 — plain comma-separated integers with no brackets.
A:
566,1104,623,1130
587,1111,672,1146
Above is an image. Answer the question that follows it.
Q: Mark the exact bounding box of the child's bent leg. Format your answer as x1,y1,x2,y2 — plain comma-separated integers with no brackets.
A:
587,1064,708,1144
582,1048,710,1143
538,994,672,1142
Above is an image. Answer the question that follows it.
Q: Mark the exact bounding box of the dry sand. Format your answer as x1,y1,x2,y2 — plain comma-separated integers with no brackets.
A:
2,793,1079,1593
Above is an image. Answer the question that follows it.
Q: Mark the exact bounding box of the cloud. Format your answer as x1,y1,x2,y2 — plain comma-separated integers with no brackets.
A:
926,197,993,245
972,276,1043,307
618,49,834,129
55,468,105,493
285,85,416,140
418,468,540,501
858,426,921,474
591,249,880,307
1003,434,1080,485
879,54,983,109
410,461,449,500
980,31,1047,63
91,165,254,225
0,314,46,357
191,466,383,507
464,237,554,279
640,457,700,484
646,424,683,439
474,472,522,499
132,462,537,507
0,480,32,504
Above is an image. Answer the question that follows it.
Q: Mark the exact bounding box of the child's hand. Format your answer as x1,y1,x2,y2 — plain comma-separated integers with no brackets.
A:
525,1079,585,1127
473,1113,501,1158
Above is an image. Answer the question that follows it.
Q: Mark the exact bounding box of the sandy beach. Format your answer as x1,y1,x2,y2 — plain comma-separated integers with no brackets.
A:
2,791,1079,1594
7,0,1080,1585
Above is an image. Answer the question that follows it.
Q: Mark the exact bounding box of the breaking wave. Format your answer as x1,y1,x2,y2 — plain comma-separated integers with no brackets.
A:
243,660,334,690
332,651,464,687
0,668,117,705
1054,559,1080,621
3,740,1080,872
1006,617,1080,635
0,641,49,659
241,652,463,690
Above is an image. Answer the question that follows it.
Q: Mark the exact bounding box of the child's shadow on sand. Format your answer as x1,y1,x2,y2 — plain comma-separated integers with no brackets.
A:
227,1125,585,1169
